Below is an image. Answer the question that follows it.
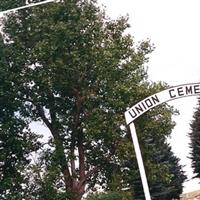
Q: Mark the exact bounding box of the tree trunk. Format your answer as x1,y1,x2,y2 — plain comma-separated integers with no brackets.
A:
37,95,87,200
63,173,86,200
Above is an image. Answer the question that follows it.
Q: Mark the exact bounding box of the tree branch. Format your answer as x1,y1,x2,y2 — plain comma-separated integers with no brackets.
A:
70,148,76,178
36,105,52,130
78,166,99,187
78,139,85,181
36,102,73,190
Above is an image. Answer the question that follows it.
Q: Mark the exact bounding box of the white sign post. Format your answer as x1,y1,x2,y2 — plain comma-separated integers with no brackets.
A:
0,0,59,15
129,123,151,200
124,82,200,200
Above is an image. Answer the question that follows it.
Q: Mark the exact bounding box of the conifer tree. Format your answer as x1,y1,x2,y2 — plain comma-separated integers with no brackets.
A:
189,98,200,179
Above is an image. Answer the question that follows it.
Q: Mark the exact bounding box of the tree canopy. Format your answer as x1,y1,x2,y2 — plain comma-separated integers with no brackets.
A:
0,0,186,199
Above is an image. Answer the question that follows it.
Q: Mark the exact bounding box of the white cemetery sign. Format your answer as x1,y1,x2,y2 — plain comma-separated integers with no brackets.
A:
124,83,200,200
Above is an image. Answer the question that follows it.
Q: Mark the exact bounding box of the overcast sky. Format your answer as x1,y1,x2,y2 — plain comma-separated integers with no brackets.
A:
98,0,200,193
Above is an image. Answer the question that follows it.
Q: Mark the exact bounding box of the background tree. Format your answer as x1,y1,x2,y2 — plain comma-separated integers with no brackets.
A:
0,0,186,199
189,98,200,179
132,101,186,200
102,84,186,200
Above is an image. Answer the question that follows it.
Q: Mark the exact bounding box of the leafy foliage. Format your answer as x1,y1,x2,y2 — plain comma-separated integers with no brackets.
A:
100,86,186,200
0,35,40,200
127,99,186,199
86,191,132,200
0,0,186,199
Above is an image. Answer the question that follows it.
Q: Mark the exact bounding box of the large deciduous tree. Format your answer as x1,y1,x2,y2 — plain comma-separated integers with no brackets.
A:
0,0,186,199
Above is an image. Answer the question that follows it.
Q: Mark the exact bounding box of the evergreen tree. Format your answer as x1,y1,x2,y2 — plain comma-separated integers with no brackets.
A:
133,103,186,200
129,140,186,200
189,98,200,179
105,89,186,200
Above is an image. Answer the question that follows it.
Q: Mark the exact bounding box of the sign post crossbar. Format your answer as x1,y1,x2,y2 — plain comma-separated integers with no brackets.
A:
0,0,58,15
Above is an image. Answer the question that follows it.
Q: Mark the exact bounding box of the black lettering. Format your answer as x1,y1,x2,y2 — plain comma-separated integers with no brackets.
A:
169,89,176,98
185,86,193,95
145,99,153,108
135,104,144,114
151,95,160,104
141,102,147,110
194,85,200,94
177,87,184,96
129,110,137,119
